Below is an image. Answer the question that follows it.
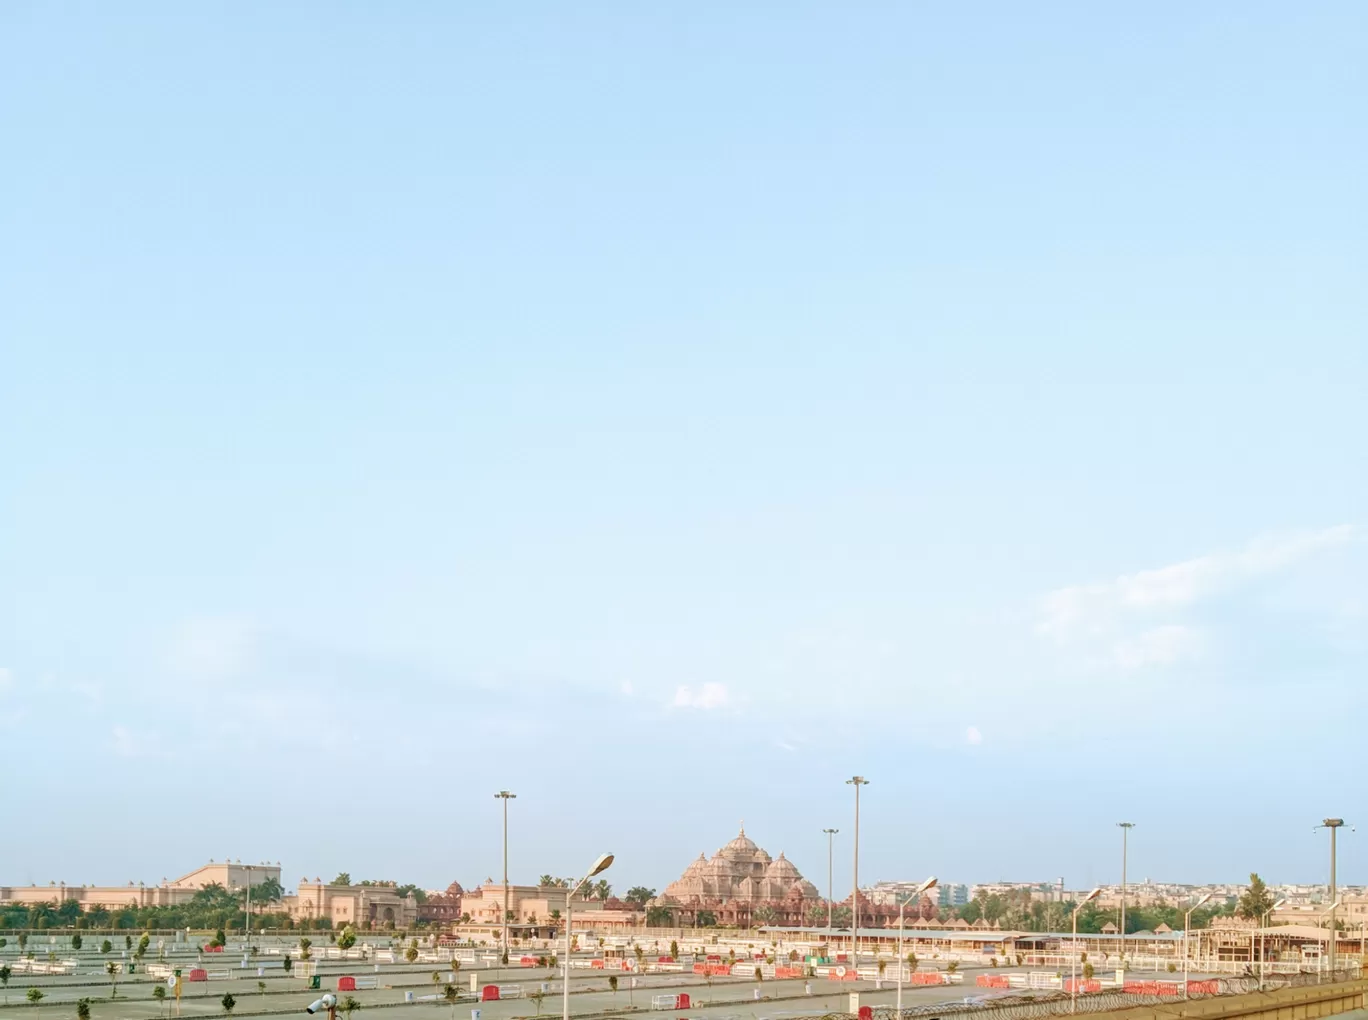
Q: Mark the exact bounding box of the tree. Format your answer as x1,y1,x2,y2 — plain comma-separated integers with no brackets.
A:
877,960,887,981
136,933,151,960
624,887,656,909
337,926,357,951
18,934,29,951
907,953,918,972
257,981,266,996
221,993,236,1014
753,905,778,927
593,880,612,902
608,976,618,995
1083,962,1095,981
530,988,546,1016
153,985,167,1009
695,909,717,927
212,928,226,949
405,944,419,964
299,938,313,960
340,996,360,1020
538,875,557,888
107,960,120,997
549,909,561,924
0,964,10,1003
253,877,285,905
28,989,45,1004
444,984,459,1020
101,940,112,954
283,956,293,974
669,940,679,960
71,934,83,951
753,966,763,982
333,874,352,886
125,935,133,951
947,961,959,973
1237,873,1276,921
646,906,672,927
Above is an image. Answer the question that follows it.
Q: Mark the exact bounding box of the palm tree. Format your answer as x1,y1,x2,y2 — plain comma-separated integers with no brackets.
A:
107,960,120,998
77,997,92,1020
593,879,611,902
538,875,557,888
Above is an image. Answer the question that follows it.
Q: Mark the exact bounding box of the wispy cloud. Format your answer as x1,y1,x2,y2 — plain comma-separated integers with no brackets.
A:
671,682,730,710
1038,526,1354,642
1035,526,1356,670
1111,624,1205,670
965,726,983,746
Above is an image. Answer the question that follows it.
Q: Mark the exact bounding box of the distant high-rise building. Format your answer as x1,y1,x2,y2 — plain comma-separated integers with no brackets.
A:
937,883,969,907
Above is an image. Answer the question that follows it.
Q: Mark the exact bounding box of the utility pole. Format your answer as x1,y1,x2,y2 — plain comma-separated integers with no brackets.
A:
847,778,868,967
822,829,838,941
496,791,517,962
1117,823,1135,967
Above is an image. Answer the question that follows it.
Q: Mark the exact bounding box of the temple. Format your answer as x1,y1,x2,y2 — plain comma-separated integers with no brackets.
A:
655,826,822,927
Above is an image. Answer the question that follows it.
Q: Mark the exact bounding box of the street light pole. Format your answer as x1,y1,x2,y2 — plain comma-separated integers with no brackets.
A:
1260,898,1286,991
822,829,838,944
1183,893,1212,998
243,864,253,949
847,778,868,968
562,854,614,1020
1072,888,1101,1014
1116,823,1135,968
1321,819,1344,976
897,878,937,1016
495,791,517,962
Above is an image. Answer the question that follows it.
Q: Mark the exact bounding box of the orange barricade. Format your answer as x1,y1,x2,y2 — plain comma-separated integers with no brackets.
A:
188,969,208,982
677,994,690,1009
913,973,944,985
481,986,500,1001
337,978,356,992
591,960,604,970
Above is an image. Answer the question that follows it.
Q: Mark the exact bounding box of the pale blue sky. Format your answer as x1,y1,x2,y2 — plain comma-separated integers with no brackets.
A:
2,3,1365,898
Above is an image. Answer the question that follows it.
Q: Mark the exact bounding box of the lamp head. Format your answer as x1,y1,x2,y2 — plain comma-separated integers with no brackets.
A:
1272,899,1287,911
1083,887,1102,905
588,854,614,878
1192,892,1213,909
916,876,938,897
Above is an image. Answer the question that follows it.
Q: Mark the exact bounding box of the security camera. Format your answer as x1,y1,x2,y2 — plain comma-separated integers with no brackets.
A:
306,994,337,1014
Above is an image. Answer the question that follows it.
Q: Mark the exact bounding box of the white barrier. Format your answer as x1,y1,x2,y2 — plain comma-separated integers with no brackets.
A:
353,979,378,990
208,970,233,980
651,995,680,1010
500,985,524,999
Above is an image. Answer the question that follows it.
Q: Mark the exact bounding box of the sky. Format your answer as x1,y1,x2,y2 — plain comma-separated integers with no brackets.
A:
1,2,1365,899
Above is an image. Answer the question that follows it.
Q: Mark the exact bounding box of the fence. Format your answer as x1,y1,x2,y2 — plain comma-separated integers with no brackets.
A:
860,969,1366,1020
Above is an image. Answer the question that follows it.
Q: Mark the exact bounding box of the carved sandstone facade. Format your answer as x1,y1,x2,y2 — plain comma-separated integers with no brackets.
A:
656,827,821,927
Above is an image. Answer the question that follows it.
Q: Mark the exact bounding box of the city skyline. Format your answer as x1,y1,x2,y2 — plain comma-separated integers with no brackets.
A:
3,2,1364,889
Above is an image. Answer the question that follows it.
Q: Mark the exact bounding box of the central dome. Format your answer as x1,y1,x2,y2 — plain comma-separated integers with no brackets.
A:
719,826,759,860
